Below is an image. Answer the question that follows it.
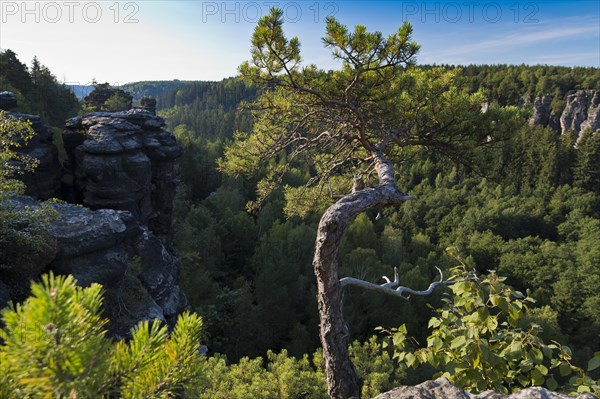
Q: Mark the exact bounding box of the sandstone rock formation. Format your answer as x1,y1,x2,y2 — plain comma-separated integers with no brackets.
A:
1,92,186,336
374,378,598,399
528,90,599,143
62,108,182,244
0,91,17,110
528,95,559,131
561,90,600,141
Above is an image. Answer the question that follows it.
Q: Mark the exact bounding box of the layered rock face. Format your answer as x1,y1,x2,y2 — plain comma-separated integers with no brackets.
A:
561,90,600,140
528,90,600,142
1,93,186,335
0,91,17,109
528,95,559,131
5,196,186,336
374,378,598,399
62,109,182,244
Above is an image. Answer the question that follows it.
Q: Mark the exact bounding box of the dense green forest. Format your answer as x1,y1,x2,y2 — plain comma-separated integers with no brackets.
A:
1,39,599,397
121,80,197,101
159,64,600,364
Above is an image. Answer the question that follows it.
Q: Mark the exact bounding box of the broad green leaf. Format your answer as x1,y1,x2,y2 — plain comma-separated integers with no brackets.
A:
541,345,553,359
528,348,543,365
530,368,544,386
546,376,558,391
577,385,591,393
428,318,441,328
518,374,529,387
450,336,466,350
587,355,600,371
535,364,548,376
559,363,572,377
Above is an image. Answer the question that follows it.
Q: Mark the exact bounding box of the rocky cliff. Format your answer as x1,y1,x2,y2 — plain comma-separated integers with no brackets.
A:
0,93,186,336
560,90,600,139
528,90,600,142
5,195,187,337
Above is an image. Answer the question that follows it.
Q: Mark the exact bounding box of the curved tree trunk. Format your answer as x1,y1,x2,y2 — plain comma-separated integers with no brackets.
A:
313,152,412,399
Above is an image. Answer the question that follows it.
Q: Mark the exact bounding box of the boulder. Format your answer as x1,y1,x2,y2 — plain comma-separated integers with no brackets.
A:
374,378,470,399
1,99,187,336
374,378,598,399
0,91,17,110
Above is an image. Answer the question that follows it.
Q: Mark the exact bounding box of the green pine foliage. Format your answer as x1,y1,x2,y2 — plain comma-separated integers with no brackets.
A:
168,88,599,369
161,59,598,393
120,80,194,101
157,78,256,142
0,273,204,398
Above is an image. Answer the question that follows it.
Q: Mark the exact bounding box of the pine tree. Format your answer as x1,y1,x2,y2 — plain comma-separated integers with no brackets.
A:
0,272,204,398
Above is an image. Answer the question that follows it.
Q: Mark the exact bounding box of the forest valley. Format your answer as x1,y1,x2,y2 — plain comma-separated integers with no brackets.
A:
1,9,599,399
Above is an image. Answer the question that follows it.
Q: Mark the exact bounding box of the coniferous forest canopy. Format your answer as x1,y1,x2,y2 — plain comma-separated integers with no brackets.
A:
0,10,599,398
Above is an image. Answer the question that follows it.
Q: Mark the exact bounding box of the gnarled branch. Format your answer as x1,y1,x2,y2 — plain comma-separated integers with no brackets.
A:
340,266,455,300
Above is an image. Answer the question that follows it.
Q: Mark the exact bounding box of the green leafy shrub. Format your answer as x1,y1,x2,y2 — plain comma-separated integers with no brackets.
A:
380,252,599,394
0,110,36,197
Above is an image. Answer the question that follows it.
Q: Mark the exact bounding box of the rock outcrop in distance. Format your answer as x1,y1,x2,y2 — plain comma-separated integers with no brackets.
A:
528,90,600,143
374,378,598,399
0,92,186,336
84,84,133,111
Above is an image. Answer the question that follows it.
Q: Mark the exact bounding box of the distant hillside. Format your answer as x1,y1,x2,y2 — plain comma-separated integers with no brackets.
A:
156,77,257,141
121,80,200,101
68,80,201,101
67,84,95,100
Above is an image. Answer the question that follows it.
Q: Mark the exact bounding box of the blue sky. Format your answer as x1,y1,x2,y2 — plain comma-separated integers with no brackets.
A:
0,1,598,85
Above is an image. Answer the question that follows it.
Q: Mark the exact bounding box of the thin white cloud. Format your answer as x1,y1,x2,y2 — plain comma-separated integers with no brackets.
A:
445,24,598,56
530,52,600,65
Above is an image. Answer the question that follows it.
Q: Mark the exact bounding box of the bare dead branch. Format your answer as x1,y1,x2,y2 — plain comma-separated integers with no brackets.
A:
339,266,455,300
